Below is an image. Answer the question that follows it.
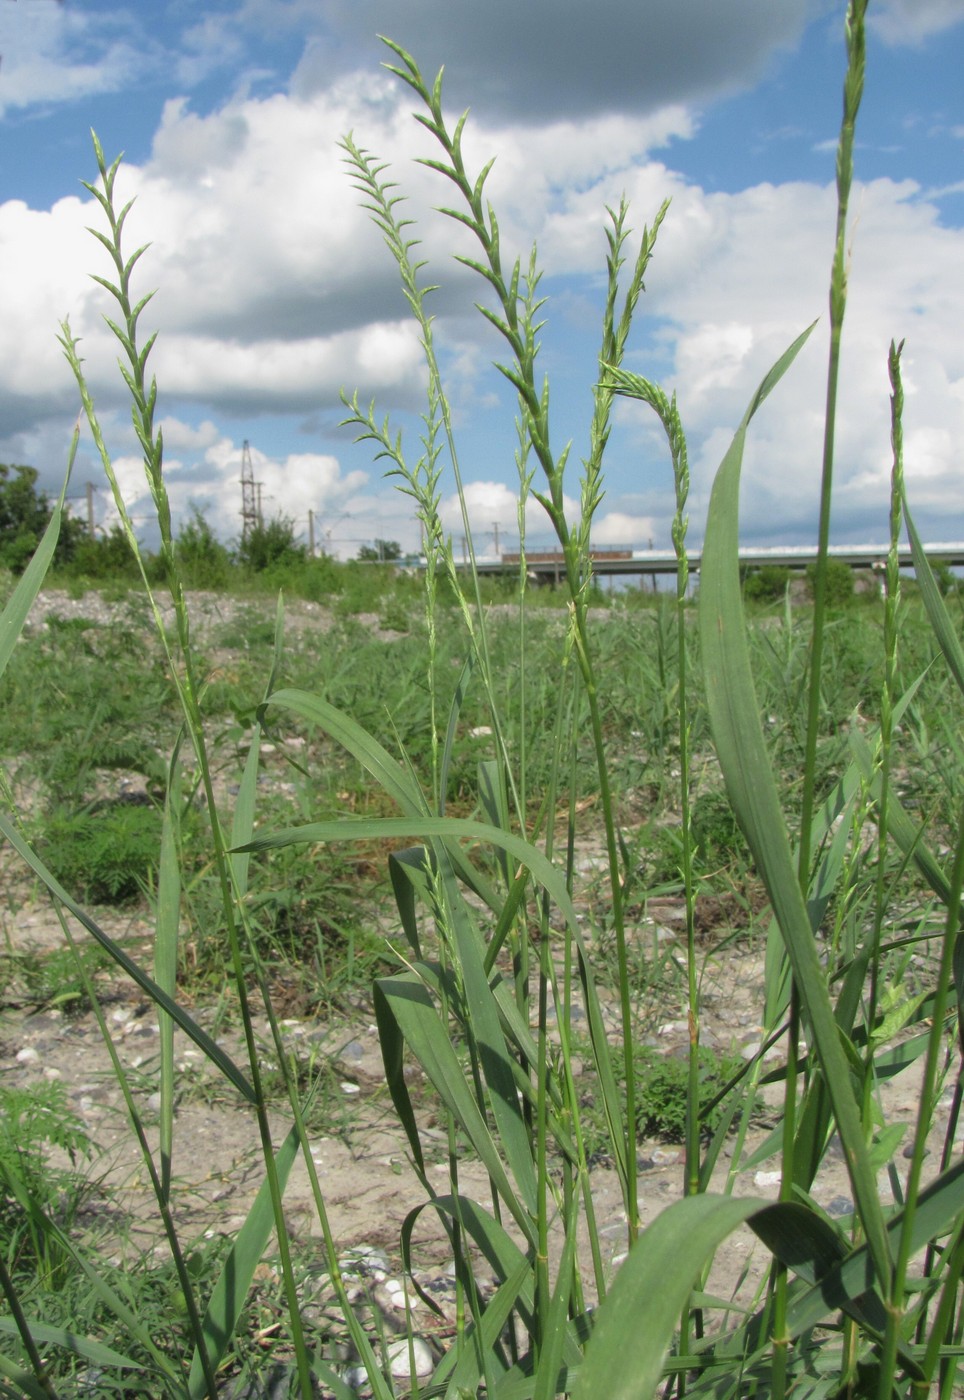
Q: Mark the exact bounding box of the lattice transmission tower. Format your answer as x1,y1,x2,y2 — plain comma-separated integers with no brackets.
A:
239,439,263,537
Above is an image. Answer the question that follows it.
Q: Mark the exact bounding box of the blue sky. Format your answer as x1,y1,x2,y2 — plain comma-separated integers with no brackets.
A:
1,0,962,558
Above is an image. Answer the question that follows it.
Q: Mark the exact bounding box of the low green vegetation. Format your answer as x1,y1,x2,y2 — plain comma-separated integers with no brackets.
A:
634,1045,745,1145
0,1081,93,1290
2,3,964,1396
39,802,163,905
742,564,792,603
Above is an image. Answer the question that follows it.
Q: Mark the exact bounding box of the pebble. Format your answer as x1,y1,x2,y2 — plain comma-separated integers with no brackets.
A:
339,1245,390,1282
825,1195,853,1218
382,1277,419,1311
387,1335,433,1379
16,1046,40,1065
754,1170,782,1189
650,1147,681,1166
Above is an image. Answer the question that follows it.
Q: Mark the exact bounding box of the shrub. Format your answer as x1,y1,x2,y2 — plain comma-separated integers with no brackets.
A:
236,515,304,573
806,555,854,606
66,523,142,580
743,563,791,603
175,507,233,589
357,538,402,562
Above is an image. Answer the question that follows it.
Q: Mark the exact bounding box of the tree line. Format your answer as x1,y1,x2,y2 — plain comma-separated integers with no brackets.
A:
0,464,402,584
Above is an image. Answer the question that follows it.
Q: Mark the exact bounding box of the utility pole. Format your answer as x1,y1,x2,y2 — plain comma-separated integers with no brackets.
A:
492,520,500,554
308,510,315,557
86,482,96,539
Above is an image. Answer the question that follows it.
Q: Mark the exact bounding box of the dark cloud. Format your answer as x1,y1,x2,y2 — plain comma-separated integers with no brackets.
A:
164,269,473,342
300,0,826,122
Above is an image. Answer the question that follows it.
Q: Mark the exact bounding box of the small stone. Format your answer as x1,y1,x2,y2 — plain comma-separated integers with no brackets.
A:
658,1020,688,1037
826,1195,853,1218
754,1170,782,1189
15,1047,40,1065
339,1245,390,1281
650,1147,680,1166
387,1336,434,1379
383,1277,419,1310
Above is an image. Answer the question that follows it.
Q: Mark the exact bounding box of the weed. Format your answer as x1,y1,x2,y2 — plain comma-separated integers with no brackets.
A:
1,942,112,1015
634,1044,743,1143
690,788,751,872
0,1080,93,1288
39,800,163,904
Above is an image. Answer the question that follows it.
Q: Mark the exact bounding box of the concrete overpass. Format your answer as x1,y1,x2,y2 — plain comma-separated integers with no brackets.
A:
466,542,964,584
